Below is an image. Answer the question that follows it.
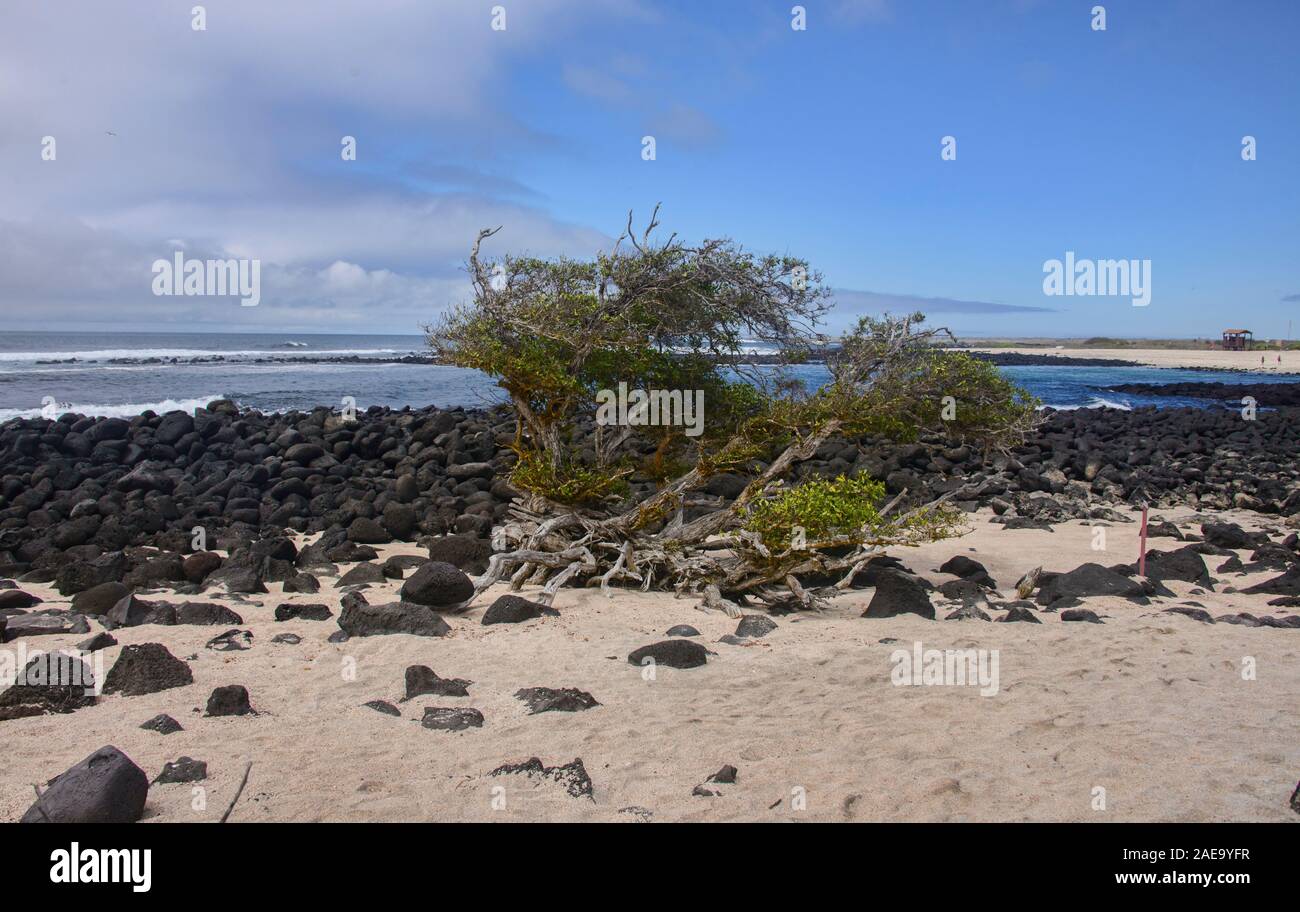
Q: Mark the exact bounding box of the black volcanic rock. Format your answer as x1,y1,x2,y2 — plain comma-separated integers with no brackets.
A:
103,643,193,696
514,687,601,714
420,707,484,732
21,745,148,823
1060,608,1104,623
426,534,493,574
1242,567,1300,596
399,561,474,609
490,756,593,800
1142,546,1212,587
70,582,129,616
0,589,41,610
0,652,97,720
274,602,333,621
338,601,452,638
481,594,558,625
1036,563,1146,605
862,568,935,619
153,756,207,784
140,713,184,734
734,615,778,638
403,665,471,700
999,606,1042,623
627,639,708,669
1201,522,1268,551
205,685,254,716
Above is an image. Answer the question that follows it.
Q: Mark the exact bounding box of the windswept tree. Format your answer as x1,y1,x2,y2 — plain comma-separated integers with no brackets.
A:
428,209,1038,614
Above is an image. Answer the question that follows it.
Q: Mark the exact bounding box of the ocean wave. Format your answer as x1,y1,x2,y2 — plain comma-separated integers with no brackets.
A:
1039,396,1134,411
0,395,233,422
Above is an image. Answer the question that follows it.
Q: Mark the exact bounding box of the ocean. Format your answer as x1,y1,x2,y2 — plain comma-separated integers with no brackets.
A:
0,331,1293,420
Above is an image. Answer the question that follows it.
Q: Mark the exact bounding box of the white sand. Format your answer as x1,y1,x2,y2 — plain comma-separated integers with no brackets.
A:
3,507,1297,822
967,347,1297,374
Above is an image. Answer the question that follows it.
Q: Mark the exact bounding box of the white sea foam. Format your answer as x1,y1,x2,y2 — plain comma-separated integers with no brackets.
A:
0,396,233,422
0,348,410,363
1039,396,1133,412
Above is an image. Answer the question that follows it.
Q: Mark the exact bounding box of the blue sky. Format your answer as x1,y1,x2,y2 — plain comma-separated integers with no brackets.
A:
2,0,1297,338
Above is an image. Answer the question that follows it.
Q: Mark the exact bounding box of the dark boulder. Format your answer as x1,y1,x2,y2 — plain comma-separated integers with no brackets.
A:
21,745,148,823
627,639,708,669
425,534,493,574
513,687,601,714
103,643,193,696
0,652,97,720
3,611,90,639
1143,546,1211,587
862,568,935,619
404,665,471,699
75,631,118,652
999,606,1042,623
733,615,777,638
399,561,474,609
1036,563,1145,606
338,601,452,638
205,685,254,716
420,707,484,732
153,757,207,784
173,602,243,626
140,713,183,734
335,562,386,588
275,602,333,621
944,603,991,621
1242,567,1300,597
70,582,129,616
103,594,159,629
182,551,223,584
282,572,321,594
1060,608,1104,623
0,589,41,610
1201,522,1267,551
347,517,391,545
490,757,593,800
481,594,558,625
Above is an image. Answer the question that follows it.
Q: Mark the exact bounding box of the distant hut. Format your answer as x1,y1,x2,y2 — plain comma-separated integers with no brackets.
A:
1222,329,1252,351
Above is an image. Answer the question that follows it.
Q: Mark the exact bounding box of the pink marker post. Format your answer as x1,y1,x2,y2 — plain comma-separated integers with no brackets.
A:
1138,504,1149,576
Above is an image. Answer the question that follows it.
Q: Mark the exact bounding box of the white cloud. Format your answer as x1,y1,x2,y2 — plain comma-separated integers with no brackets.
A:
0,0,640,331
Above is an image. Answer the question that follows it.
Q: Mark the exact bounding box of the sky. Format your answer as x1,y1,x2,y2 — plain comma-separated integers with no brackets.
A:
1,0,1297,339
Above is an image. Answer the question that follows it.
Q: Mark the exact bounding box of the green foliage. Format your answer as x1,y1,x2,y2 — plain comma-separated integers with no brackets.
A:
509,451,630,505
744,473,967,555
744,474,887,551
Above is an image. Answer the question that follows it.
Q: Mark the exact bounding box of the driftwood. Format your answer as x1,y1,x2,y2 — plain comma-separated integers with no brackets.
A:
219,761,253,823
466,448,961,615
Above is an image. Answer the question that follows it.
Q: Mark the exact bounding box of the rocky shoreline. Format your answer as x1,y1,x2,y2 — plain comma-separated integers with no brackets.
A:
1104,380,1300,408
2,395,1299,585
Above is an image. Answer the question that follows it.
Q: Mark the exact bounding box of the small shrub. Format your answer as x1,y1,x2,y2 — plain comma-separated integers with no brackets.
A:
745,474,888,552
510,451,630,505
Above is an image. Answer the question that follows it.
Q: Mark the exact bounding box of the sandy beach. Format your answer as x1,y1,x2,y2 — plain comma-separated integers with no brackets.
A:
4,507,1296,823
968,347,1298,374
